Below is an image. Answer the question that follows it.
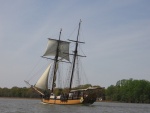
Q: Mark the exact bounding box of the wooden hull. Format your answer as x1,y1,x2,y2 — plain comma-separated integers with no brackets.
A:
42,98,82,105
42,94,97,105
40,88,98,105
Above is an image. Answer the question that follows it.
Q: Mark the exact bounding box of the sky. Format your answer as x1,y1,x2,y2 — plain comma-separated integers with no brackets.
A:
0,0,150,88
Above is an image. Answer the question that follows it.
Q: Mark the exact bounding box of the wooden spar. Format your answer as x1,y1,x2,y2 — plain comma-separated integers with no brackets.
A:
69,20,82,91
32,87,44,96
24,80,44,95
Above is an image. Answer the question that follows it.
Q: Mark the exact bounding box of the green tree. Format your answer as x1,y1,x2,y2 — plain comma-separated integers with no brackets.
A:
106,79,150,103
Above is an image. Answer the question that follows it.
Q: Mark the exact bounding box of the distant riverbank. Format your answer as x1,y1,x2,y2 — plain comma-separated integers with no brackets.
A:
0,97,40,100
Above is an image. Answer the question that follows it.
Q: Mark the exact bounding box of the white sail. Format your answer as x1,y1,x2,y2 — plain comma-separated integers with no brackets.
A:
35,64,51,90
43,38,70,61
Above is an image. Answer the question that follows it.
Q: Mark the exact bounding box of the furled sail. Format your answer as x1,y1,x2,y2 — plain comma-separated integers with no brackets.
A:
35,64,51,90
43,38,70,61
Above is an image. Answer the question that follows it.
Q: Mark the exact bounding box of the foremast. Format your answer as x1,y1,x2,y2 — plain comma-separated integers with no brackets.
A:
51,29,62,93
42,29,70,94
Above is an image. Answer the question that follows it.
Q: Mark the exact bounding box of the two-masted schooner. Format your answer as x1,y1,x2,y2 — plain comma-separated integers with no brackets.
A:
25,20,98,105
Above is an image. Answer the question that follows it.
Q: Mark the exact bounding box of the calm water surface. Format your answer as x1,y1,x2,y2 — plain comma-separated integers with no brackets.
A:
0,98,150,113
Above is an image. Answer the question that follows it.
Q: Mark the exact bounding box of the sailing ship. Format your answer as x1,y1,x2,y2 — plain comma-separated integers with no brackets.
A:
25,20,98,105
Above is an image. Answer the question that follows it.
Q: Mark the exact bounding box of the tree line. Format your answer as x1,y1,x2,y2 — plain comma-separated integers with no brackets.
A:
0,87,40,98
105,78,150,103
0,79,150,103
0,84,105,100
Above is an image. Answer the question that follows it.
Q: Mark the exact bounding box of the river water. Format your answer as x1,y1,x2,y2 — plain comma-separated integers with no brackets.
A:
0,98,150,113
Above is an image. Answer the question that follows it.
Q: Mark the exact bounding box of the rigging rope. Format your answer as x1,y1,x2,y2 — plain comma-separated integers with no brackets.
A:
26,58,50,83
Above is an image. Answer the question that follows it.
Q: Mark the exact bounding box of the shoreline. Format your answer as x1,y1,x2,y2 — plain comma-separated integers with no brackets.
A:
0,97,40,100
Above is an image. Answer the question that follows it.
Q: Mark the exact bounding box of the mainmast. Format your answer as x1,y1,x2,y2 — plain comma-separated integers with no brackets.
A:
51,29,62,93
69,20,82,91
